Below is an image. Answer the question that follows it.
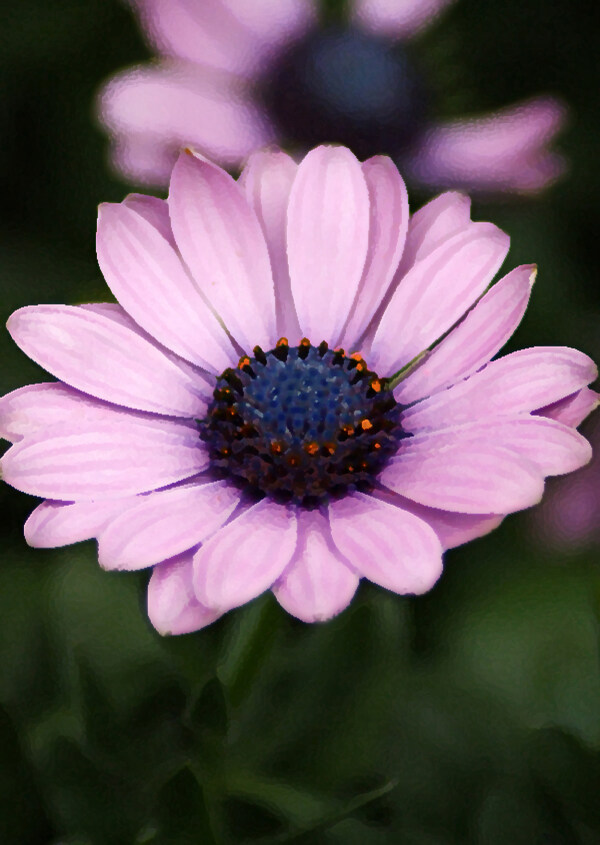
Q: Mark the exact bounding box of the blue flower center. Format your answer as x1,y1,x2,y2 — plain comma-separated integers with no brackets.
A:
261,26,430,159
200,339,406,508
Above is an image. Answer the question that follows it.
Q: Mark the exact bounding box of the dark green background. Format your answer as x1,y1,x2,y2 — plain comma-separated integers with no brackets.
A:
1,1,599,842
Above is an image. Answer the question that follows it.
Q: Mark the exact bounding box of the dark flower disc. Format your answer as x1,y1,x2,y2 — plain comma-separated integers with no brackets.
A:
261,26,430,160
200,339,407,508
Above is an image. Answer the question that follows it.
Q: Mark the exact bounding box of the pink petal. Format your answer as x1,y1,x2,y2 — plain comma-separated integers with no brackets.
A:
219,0,316,49
97,202,235,372
239,149,301,339
7,305,209,418
397,192,472,277
380,432,545,514
100,63,273,173
78,303,214,392
402,417,592,477
168,150,277,351
122,193,176,247
0,384,110,443
339,155,409,348
402,347,598,432
273,510,359,622
395,264,536,404
369,222,510,375
329,493,443,594
133,0,272,76
98,480,240,571
286,146,371,342
24,498,137,548
147,551,222,636
536,388,600,429
193,500,297,611
353,0,456,38
374,487,503,550
109,132,185,187
1,418,207,501
407,97,567,194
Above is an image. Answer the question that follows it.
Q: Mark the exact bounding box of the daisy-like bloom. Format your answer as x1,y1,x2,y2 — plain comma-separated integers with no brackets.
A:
0,147,596,634
532,411,600,551
99,0,565,194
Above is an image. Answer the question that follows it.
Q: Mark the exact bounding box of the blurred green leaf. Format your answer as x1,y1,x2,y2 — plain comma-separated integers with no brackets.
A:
218,594,282,707
0,705,53,843
150,766,217,845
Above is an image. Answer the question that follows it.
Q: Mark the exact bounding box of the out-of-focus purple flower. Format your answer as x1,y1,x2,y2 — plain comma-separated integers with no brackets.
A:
532,409,600,551
1,147,595,634
98,0,566,195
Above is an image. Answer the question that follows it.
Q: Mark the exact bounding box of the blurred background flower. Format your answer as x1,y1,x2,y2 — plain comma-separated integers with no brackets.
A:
532,411,600,551
1,1,599,843
99,0,566,195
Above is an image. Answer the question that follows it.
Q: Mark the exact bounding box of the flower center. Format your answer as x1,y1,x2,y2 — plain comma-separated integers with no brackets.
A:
200,339,406,507
261,26,430,159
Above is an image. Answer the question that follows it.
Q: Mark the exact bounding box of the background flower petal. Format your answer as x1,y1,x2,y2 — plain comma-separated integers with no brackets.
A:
406,97,567,193
100,63,273,177
352,0,457,39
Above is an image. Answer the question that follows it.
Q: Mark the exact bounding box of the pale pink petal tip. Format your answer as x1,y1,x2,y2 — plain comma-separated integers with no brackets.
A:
353,0,457,39
148,553,222,636
408,97,567,194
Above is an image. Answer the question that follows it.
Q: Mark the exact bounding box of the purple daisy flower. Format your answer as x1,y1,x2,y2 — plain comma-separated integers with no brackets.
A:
98,0,565,194
0,146,596,634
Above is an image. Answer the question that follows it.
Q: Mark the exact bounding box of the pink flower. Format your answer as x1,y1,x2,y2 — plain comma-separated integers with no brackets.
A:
99,0,566,194
0,146,595,634
532,410,600,551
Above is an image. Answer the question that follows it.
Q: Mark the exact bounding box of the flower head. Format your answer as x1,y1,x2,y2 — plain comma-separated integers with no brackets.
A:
1,146,596,634
99,0,565,194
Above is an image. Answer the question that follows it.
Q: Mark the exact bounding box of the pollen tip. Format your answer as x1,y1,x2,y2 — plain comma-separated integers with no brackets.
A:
370,379,382,393
361,419,373,431
304,441,319,456
529,265,538,287
276,337,289,347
